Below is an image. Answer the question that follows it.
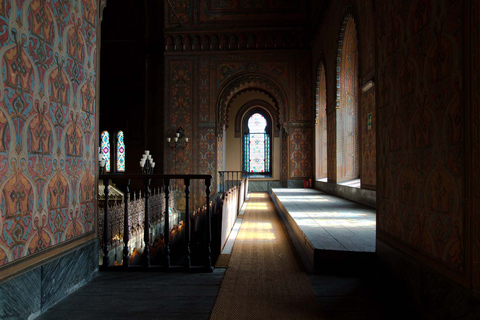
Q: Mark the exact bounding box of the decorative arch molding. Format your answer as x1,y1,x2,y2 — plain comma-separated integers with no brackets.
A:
336,10,359,182
235,99,279,138
315,61,327,179
216,72,288,135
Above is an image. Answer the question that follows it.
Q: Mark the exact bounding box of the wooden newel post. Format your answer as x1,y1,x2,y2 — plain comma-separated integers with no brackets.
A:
164,179,171,269
205,177,213,271
184,178,191,269
123,179,130,268
103,179,110,268
144,178,151,267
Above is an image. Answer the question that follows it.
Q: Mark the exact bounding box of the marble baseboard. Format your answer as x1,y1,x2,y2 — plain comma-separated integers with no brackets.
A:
377,240,480,319
0,240,98,320
248,180,285,192
314,180,376,208
0,268,42,320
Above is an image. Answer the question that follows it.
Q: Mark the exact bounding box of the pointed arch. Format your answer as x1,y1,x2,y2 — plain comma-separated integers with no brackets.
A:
216,72,288,135
315,61,327,179
336,15,359,182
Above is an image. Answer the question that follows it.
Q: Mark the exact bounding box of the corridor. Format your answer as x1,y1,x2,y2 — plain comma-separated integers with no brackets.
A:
37,192,422,320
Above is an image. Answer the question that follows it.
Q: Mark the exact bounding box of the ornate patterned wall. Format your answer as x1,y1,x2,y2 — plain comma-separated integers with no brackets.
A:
164,51,313,192
165,0,308,28
376,0,466,280
0,0,97,269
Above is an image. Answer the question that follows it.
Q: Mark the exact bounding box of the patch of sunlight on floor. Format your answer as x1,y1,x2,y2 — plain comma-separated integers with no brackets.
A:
242,222,273,230
248,203,269,210
249,193,266,198
240,222,276,241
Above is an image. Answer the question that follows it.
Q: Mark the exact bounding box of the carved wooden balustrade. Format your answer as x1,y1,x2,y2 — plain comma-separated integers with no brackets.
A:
98,188,178,266
98,174,213,272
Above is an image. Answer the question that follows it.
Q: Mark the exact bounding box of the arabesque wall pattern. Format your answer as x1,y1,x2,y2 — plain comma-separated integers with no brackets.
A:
0,0,98,270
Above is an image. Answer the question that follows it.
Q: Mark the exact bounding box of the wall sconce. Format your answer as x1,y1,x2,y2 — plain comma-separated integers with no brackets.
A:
166,127,188,174
167,127,188,150
140,150,155,174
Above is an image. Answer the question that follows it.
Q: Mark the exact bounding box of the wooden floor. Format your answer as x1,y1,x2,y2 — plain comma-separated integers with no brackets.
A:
210,192,325,319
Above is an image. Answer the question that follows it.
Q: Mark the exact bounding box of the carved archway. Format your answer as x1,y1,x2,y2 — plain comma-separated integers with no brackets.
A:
216,72,288,135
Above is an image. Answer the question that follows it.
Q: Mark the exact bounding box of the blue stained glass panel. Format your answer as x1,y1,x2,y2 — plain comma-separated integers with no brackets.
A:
265,134,270,172
117,131,125,172
244,134,250,172
101,131,110,172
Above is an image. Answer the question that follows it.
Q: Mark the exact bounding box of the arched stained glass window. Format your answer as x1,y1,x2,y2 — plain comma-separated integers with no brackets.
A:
101,131,111,172
243,111,271,175
117,131,125,172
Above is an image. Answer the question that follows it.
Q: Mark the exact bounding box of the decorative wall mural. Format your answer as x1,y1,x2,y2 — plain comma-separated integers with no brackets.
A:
0,0,97,268
289,127,312,178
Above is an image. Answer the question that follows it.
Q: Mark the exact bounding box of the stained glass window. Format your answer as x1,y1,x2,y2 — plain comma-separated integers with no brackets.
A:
101,131,110,172
244,113,271,174
117,131,125,172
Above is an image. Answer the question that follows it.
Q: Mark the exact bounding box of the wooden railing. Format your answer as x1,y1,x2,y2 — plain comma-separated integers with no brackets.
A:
99,174,213,272
217,171,249,251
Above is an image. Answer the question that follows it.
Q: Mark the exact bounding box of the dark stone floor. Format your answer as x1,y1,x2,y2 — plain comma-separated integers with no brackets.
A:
309,272,424,320
37,270,225,320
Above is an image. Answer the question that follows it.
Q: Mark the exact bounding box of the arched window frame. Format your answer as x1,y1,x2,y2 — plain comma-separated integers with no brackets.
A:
101,131,111,173
242,107,273,177
116,131,125,172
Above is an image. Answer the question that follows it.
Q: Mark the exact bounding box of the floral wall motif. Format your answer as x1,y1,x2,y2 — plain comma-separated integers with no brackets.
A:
165,60,193,175
289,126,312,178
0,0,97,269
376,0,465,277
